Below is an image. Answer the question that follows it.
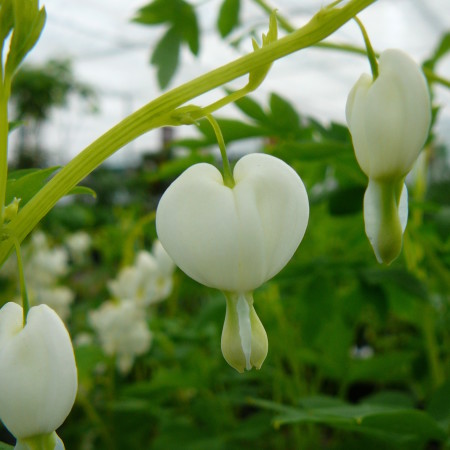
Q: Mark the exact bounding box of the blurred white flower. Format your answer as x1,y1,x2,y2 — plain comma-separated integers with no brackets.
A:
29,286,75,322
108,240,175,306
2,231,75,321
74,332,94,347
89,299,152,374
350,345,374,360
25,232,70,287
65,231,91,264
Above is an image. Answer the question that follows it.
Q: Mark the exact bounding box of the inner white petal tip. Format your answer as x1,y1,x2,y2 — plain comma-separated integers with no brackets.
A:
236,294,252,371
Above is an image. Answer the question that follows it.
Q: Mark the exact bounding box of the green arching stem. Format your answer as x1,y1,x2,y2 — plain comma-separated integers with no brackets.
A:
13,236,30,324
202,86,251,117
353,16,378,79
252,0,450,89
204,115,235,187
0,0,376,265
0,81,10,227
423,69,450,89
122,211,156,267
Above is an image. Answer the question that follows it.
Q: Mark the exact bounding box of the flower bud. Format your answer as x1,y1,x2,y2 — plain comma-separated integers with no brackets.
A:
0,302,77,443
156,153,309,371
346,49,431,264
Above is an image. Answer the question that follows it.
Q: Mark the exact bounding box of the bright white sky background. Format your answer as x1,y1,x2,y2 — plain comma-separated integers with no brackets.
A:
16,0,450,167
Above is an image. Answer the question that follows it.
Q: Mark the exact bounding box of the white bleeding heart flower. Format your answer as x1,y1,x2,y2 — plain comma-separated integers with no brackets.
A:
346,49,431,264
156,153,309,372
0,302,77,450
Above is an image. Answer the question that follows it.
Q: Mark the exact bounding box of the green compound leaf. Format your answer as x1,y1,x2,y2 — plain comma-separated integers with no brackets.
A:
132,0,172,25
5,0,46,78
218,0,240,38
197,117,267,143
269,93,299,131
134,0,199,87
6,167,96,209
233,94,268,124
6,166,60,207
151,26,181,89
67,185,96,198
176,1,199,55
0,0,14,44
250,397,446,447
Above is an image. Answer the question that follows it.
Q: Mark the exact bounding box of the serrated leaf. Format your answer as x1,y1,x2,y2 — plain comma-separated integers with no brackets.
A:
274,141,352,162
0,0,14,43
177,1,199,55
151,26,181,89
67,185,96,198
362,391,415,410
132,0,173,25
6,166,59,207
251,397,446,445
197,118,266,143
217,0,240,38
233,94,268,123
8,120,23,132
269,93,299,131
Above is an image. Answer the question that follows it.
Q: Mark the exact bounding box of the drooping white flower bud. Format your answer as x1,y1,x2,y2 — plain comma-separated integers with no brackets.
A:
156,153,309,371
0,303,77,448
346,49,431,264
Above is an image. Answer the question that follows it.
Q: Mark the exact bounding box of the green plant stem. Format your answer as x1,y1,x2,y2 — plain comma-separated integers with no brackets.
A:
13,236,29,324
204,115,235,187
77,388,116,450
353,16,378,78
252,0,294,33
0,0,376,265
122,211,156,266
253,0,450,89
422,303,445,388
0,89,9,226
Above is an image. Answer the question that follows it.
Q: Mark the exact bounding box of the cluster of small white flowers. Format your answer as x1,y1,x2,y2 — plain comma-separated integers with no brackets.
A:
65,231,92,264
89,240,175,375
107,240,175,306
3,231,82,321
89,299,152,374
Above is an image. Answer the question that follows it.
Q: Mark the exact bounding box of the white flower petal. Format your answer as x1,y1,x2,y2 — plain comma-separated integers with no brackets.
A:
0,303,77,439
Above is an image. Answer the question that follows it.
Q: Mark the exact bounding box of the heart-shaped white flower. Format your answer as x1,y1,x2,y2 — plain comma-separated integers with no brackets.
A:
156,153,309,371
156,153,309,291
0,302,77,449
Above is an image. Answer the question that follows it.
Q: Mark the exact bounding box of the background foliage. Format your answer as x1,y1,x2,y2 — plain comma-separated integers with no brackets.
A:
0,0,449,449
